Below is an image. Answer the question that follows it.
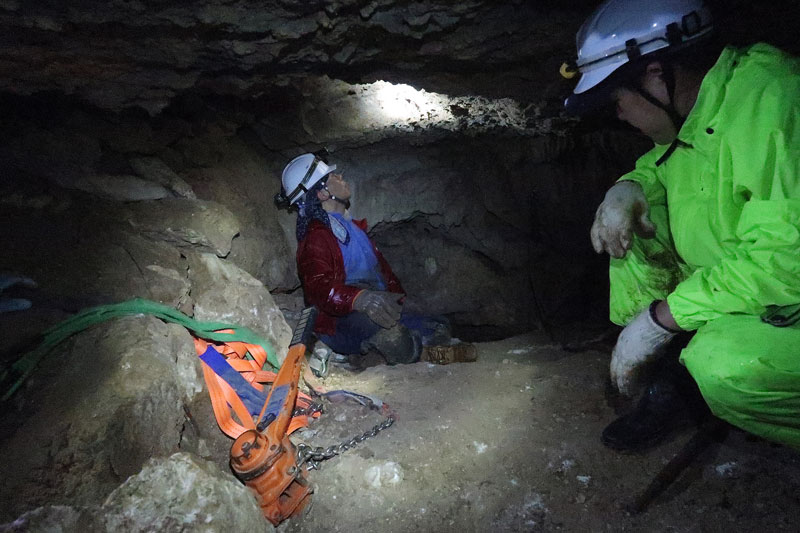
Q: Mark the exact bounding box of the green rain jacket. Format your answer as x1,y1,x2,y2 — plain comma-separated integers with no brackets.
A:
615,43,800,331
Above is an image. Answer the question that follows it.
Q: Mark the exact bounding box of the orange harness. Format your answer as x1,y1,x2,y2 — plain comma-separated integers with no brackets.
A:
195,312,393,525
228,308,319,525
193,329,318,440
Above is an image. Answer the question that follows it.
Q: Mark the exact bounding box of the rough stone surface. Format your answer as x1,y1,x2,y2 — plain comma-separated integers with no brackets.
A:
0,316,202,520
71,232,192,311
103,453,270,532
124,198,241,258
129,156,197,199
278,77,560,150
183,135,299,290
0,505,104,533
0,1,598,114
0,454,271,532
0,186,193,312
376,221,533,333
188,252,292,367
281,333,800,532
69,173,172,202
0,122,102,185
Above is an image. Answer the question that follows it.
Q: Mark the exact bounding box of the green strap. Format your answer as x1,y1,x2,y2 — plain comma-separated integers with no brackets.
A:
1,298,279,402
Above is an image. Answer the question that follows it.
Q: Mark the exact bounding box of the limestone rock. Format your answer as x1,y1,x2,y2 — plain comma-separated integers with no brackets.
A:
0,1,594,114
293,77,548,149
375,222,533,333
0,316,202,520
71,174,172,202
182,136,298,290
129,156,197,199
0,454,271,532
0,505,104,533
124,198,240,257
188,253,292,366
50,232,191,312
103,453,270,532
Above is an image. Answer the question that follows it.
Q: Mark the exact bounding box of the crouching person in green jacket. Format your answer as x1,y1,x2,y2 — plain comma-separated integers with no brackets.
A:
564,0,800,451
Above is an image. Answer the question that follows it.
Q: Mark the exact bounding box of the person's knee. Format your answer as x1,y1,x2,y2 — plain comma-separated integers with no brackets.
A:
682,338,767,420
362,324,421,364
683,355,735,414
682,316,800,447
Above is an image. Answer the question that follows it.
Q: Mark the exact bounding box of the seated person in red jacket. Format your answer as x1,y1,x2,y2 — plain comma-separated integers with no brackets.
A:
276,152,466,365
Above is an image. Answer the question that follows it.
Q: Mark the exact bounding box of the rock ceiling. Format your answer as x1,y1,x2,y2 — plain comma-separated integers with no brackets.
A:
2,1,799,117
0,0,598,115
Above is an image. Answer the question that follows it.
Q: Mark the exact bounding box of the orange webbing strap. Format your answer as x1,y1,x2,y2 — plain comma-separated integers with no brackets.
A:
193,335,318,439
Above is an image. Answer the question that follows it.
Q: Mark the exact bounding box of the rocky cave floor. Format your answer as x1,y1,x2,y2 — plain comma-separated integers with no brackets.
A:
279,330,800,532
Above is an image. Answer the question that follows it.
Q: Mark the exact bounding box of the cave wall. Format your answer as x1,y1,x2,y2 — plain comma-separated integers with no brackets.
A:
1,0,799,343
0,86,648,343
2,0,800,523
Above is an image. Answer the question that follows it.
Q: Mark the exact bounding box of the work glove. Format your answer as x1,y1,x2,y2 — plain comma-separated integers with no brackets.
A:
610,303,677,396
590,180,656,258
352,290,402,329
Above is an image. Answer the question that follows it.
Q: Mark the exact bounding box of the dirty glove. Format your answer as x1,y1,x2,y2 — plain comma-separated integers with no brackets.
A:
610,302,677,396
352,290,402,329
0,274,37,313
590,180,656,258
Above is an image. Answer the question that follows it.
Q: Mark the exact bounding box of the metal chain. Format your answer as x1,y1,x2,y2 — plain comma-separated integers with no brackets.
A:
295,415,395,471
292,401,323,418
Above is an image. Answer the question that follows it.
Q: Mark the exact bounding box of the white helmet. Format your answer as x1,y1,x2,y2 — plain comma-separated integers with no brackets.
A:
564,0,713,114
279,153,337,206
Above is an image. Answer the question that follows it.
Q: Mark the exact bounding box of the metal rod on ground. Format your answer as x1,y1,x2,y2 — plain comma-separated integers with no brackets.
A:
626,418,729,515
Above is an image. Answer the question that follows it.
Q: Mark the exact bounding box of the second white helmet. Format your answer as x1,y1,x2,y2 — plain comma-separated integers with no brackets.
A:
564,0,713,113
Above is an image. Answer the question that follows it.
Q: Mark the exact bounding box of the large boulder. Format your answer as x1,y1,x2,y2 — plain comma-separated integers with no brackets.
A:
0,316,202,520
102,453,269,532
69,173,172,202
188,252,293,367
1,453,271,533
129,156,197,200
182,135,299,291
0,186,194,314
124,198,241,258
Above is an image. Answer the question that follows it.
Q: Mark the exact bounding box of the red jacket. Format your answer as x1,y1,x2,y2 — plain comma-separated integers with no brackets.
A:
297,218,404,335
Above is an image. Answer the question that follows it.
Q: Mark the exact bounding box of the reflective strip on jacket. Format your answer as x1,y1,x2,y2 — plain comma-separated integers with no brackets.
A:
615,43,800,331
297,218,404,336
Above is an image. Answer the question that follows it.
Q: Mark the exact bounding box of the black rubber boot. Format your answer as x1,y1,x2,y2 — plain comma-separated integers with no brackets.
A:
602,356,710,452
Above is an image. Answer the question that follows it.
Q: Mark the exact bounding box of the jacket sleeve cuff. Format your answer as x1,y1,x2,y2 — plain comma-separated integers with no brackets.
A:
666,290,709,331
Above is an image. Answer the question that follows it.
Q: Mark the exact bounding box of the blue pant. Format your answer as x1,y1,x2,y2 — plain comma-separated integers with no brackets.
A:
318,312,450,356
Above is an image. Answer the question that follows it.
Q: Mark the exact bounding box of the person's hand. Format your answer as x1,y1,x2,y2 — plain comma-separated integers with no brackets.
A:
591,181,656,258
352,290,402,329
610,302,677,396
0,274,37,313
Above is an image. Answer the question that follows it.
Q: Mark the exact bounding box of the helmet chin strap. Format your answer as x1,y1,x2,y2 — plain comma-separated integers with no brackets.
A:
322,186,351,210
633,62,692,166
633,62,685,134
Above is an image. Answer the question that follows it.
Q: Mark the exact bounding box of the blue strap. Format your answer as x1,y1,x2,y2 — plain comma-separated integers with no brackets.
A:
263,384,290,421
199,345,267,415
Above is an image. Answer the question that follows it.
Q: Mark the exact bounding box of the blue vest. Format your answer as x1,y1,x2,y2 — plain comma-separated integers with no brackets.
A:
329,213,386,290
